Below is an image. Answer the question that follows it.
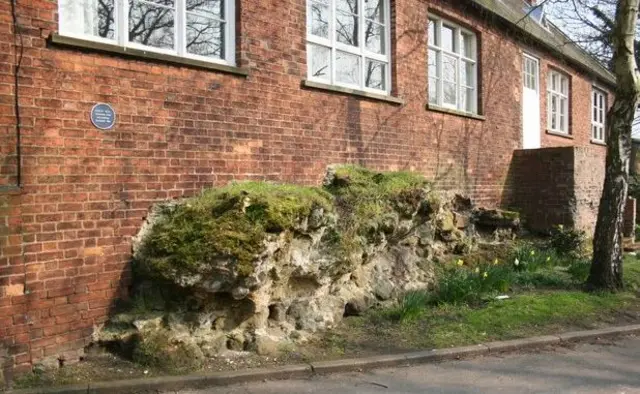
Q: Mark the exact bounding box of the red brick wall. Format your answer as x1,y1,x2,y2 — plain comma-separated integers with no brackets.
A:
506,147,578,232
506,146,606,234
623,198,636,238
0,0,612,371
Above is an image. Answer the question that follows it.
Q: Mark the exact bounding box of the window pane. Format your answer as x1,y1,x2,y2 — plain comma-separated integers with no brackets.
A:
429,77,438,104
365,22,385,54
441,25,454,52
336,51,360,85
336,11,358,46
428,19,437,46
442,54,456,83
428,49,438,79
186,0,223,19
365,59,386,90
186,15,223,58
560,76,568,95
443,82,456,105
365,0,383,22
309,44,331,81
336,0,357,14
462,87,474,112
309,1,330,38
461,32,474,59
129,0,175,50
59,0,116,39
461,61,474,87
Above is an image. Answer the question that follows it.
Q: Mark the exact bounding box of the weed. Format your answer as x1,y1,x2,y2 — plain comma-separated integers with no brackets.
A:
567,259,591,283
548,225,588,260
396,290,429,322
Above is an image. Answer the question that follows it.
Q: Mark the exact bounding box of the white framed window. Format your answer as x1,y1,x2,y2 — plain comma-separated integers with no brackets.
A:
306,0,391,94
57,0,236,66
592,88,606,142
428,17,478,114
547,70,570,134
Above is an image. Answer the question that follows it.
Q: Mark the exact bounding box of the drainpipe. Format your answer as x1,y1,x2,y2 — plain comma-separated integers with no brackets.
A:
10,0,23,187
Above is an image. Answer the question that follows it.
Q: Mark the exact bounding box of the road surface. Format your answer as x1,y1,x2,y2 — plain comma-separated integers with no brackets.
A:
179,336,640,393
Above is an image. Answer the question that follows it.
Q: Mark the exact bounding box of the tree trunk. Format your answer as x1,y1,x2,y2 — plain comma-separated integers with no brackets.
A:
588,0,640,291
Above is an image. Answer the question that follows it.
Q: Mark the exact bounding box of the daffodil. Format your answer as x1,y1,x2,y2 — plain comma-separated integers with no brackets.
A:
474,267,480,274
483,272,488,279
456,259,464,266
530,250,535,256
493,258,499,265
514,258,520,267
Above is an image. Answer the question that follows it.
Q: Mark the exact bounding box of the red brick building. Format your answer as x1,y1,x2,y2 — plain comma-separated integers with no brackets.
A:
0,0,616,374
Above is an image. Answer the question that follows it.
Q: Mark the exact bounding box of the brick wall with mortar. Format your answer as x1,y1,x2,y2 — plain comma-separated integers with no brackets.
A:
505,146,607,235
0,0,612,372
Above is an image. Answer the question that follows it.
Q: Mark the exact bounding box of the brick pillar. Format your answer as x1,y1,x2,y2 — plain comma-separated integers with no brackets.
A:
623,198,637,238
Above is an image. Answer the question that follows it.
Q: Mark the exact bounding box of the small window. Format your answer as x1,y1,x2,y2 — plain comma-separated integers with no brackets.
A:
592,88,607,142
57,0,236,65
547,70,570,134
306,0,391,94
428,17,478,114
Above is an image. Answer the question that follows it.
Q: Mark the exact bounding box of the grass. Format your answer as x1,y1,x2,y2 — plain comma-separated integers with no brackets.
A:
427,292,635,348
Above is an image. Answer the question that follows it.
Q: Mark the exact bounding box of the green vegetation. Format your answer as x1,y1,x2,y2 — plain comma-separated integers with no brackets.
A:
385,290,430,322
132,330,204,372
547,225,589,260
137,181,333,278
427,291,634,348
308,255,640,356
137,166,432,281
325,165,431,259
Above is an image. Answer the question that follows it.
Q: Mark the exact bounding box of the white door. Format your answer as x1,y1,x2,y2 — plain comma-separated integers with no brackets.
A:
522,54,541,149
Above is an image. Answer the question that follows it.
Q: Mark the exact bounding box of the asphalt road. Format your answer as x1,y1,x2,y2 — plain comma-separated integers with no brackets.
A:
180,336,640,394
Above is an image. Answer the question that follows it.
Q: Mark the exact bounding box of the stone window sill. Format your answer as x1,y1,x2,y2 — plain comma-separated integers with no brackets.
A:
301,80,404,105
426,104,486,121
48,33,250,77
590,139,607,147
0,185,22,195
546,130,574,139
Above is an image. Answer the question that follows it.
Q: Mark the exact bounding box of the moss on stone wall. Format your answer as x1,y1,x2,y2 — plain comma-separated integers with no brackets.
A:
137,182,333,279
136,167,433,283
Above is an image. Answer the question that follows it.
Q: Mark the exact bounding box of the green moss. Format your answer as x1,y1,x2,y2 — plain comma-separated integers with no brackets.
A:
326,165,430,258
500,210,520,220
138,167,431,284
137,182,333,279
132,330,204,372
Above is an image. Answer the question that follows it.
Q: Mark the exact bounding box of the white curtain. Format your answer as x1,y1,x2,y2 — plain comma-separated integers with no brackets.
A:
59,0,97,37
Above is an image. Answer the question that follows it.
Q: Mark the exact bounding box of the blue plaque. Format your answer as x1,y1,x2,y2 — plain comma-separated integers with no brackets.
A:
90,103,116,130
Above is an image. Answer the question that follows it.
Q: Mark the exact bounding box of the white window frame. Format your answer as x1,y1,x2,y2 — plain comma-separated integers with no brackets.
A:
306,0,392,95
592,87,607,143
547,69,570,134
428,16,478,114
57,0,236,66
522,54,539,93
